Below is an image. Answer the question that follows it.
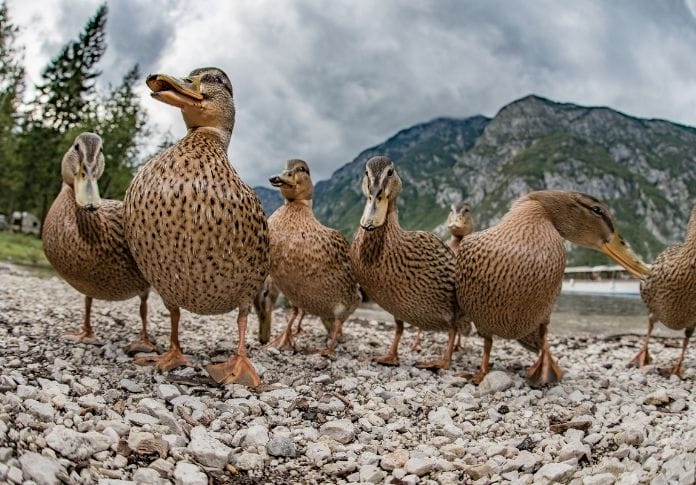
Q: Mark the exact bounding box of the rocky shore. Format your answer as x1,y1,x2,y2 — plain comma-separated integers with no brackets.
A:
0,263,694,484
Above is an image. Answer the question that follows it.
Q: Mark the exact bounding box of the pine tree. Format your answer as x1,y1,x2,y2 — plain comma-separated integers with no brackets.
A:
0,2,25,216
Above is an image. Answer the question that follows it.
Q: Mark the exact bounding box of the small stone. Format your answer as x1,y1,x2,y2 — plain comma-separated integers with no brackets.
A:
323,461,357,477
320,419,355,444
236,451,265,471
24,399,54,421
643,389,670,406
45,425,111,461
381,449,409,470
156,384,181,401
465,464,494,480
615,425,644,446
428,407,454,428
559,442,591,461
119,379,144,393
534,462,576,482
16,385,38,400
305,442,331,465
243,425,269,447
478,371,513,395
149,458,174,477
360,464,387,483
133,467,162,484
583,473,616,485
77,394,106,411
187,426,232,469
173,462,207,485
125,411,159,426
404,457,434,477
7,466,22,484
18,452,65,485
37,378,69,396
267,436,296,457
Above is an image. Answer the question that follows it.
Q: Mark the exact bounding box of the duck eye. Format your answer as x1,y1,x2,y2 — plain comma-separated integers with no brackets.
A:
74,144,79,152
387,168,394,177
365,170,368,177
591,206,603,215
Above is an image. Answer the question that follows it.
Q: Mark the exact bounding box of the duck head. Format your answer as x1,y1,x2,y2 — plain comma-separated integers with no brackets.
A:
447,202,474,237
61,132,104,211
528,190,650,278
269,159,313,202
359,156,402,231
146,67,235,142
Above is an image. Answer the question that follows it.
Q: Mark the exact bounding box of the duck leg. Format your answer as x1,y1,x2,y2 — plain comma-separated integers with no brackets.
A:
64,296,100,343
628,314,655,368
669,327,693,379
135,307,190,371
372,319,404,366
410,328,423,352
207,310,260,387
454,331,462,352
527,323,563,385
254,291,272,345
471,336,493,384
295,309,306,335
416,327,457,370
125,291,158,354
319,318,343,356
265,306,299,351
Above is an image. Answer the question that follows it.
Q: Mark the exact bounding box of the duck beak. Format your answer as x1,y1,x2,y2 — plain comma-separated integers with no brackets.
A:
74,162,101,211
269,170,295,188
360,193,389,231
600,232,651,278
146,73,204,108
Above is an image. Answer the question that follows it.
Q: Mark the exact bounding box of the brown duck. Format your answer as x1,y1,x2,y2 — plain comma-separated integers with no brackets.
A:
351,156,467,369
455,190,650,385
124,67,270,386
630,205,696,377
412,201,475,351
254,276,280,344
265,159,360,354
42,132,153,353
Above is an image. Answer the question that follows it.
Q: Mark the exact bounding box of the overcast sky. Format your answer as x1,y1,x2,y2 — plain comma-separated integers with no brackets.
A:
8,0,696,186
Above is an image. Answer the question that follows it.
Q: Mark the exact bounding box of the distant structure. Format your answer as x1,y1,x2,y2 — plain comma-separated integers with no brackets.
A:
11,211,41,236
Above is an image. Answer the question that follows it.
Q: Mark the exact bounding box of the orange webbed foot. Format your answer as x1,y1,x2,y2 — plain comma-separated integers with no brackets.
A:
134,348,190,371
63,329,101,345
207,356,260,387
627,347,651,368
264,331,296,352
527,349,563,386
124,338,158,355
372,354,400,366
415,358,450,370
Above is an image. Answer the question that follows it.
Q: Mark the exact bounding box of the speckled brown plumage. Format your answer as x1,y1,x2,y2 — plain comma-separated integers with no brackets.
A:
254,276,280,344
123,67,269,386
43,132,152,351
631,205,696,377
351,156,465,369
266,159,360,354
455,190,650,385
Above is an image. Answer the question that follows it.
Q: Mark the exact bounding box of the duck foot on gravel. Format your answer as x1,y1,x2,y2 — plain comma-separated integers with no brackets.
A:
207,355,260,387
135,348,190,372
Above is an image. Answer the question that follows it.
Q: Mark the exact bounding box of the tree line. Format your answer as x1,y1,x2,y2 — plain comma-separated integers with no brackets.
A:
0,3,162,227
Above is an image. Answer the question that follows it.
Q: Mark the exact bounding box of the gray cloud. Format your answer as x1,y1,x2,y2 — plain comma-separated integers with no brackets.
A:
10,0,696,187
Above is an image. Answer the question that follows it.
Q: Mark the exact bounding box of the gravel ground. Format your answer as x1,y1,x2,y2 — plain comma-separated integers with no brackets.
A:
0,262,694,484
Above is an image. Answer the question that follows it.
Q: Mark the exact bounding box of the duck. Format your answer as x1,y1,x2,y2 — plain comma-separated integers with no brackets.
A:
265,159,360,354
454,190,650,385
447,201,475,251
123,67,270,386
629,205,696,377
412,201,475,352
350,156,467,369
42,132,153,353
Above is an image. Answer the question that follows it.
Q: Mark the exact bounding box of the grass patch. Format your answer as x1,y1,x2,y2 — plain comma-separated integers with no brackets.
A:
0,231,52,269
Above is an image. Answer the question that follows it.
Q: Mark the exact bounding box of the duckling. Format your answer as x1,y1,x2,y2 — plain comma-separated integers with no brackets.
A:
124,68,269,386
455,190,650,385
412,201,475,351
265,159,360,354
42,132,153,353
629,205,696,377
351,156,466,369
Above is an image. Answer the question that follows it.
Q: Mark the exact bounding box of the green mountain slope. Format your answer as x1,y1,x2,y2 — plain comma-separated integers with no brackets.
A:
256,95,696,265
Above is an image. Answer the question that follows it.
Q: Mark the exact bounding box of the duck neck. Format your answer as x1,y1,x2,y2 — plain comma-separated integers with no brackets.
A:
448,234,462,250
285,198,312,209
189,126,232,150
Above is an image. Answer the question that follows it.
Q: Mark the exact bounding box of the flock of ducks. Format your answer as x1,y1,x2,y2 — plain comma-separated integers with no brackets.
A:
42,67,695,388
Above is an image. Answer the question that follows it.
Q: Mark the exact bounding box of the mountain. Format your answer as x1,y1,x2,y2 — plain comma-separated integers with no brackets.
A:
254,186,283,218
256,95,696,265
